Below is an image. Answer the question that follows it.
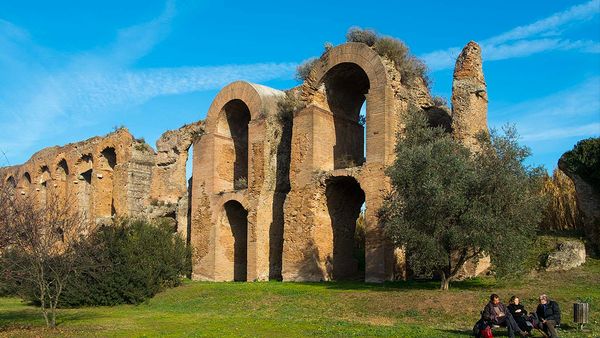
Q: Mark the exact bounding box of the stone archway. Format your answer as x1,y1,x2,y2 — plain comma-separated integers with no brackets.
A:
216,100,251,191
321,62,370,169
326,176,366,280
223,200,248,281
97,147,117,218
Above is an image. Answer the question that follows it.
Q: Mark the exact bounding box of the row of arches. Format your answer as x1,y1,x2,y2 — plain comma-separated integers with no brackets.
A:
3,146,119,222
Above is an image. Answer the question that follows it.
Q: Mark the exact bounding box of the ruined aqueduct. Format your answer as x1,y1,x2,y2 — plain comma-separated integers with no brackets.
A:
0,41,488,282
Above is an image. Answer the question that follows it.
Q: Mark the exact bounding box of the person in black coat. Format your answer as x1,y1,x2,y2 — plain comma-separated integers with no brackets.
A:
482,294,528,337
536,294,560,338
508,296,532,334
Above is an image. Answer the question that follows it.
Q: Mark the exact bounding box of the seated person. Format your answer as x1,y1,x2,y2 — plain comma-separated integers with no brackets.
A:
508,296,533,334
483,294,528,337
536,294,561,338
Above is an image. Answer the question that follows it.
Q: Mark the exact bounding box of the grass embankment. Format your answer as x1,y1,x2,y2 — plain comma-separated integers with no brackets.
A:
1,258,598,337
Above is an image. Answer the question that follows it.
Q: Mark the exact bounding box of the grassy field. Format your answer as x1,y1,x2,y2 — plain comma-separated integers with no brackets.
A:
1,258,598,337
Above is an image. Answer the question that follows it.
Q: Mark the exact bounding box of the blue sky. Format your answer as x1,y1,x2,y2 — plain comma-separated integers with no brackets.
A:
0,0,599,173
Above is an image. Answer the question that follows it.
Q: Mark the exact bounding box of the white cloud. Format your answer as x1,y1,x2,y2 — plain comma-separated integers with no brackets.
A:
0,2,296,164
422,0,600,71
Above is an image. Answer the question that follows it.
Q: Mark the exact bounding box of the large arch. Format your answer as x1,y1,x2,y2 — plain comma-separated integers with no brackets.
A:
200,81,284,193
308,42,392,167
215,99,251,190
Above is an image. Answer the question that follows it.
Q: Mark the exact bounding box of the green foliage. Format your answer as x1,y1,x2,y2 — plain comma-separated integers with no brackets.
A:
59,219,190,306
373,37,430,88
559,137,600,192
277,92,301,122
381,109,545,289
295,58,320,82
345,26,377,46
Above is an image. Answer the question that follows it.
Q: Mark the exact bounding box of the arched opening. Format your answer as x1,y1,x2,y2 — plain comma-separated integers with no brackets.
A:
184,143,194,244
76,154,93,221
322,63,369,169
6,176,16,189
326,176,366,280
56,159,69,200
21,172,31,193
223,200,248,281
216,99,251,190
39,165,51,207
98,147,117,218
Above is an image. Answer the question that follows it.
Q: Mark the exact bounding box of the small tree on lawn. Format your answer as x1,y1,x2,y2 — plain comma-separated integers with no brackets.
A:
0,182,87,328
381,109,546,290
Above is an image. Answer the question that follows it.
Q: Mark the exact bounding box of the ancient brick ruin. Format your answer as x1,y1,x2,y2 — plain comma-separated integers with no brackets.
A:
0,41,489,282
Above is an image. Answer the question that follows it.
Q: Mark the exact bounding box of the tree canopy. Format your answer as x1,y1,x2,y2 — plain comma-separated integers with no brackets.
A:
381,110,546,290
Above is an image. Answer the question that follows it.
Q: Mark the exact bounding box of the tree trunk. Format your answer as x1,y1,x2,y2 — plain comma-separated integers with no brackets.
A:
50,309,56,328
440,273,450,291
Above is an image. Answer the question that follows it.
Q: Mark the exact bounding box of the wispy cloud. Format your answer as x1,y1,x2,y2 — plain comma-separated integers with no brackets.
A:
521,123,600,141
0,1,296,163
490,76,600,141
422,0,600,71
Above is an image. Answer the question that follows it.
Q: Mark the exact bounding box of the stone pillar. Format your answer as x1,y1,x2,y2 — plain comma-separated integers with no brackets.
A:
451,41,488,149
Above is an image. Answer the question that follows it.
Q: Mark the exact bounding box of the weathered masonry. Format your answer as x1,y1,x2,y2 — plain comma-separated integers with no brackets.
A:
1,41,489,282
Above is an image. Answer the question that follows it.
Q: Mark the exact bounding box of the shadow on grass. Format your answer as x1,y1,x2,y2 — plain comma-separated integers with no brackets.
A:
291,277,496,292
0,308,103,329
438,328,512,337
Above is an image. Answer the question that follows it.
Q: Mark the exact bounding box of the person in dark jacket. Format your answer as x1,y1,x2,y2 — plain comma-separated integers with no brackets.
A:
536,294,560,338
483,294,528,337
508,296,532,334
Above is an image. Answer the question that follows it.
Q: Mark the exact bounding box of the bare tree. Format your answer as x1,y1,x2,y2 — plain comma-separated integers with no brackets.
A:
0,181,87,328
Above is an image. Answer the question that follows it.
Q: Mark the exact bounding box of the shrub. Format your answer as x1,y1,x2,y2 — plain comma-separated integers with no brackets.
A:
432,96,448,108
559,137,600,192
234,177,248,190
374,37,430,88
295,58,320,82
277,91,305,123
59,219,190,307
540,168,583,231
346,27,377,46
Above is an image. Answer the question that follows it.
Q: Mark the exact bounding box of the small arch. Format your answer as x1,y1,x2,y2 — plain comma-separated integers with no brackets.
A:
38,165,51,206
223,200,248,281
56,159,69,180
76,154,93,221
21,172,32,191
6,175,16,188
98,147,117,217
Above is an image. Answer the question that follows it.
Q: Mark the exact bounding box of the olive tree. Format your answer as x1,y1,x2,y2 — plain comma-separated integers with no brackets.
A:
381,110,546,290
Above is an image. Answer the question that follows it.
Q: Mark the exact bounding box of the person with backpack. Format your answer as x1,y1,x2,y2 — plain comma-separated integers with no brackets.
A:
482,294,529,337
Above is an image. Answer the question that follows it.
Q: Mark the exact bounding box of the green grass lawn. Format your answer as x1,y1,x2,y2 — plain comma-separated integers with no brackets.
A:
1,258,599,337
